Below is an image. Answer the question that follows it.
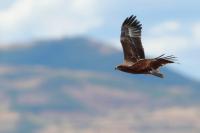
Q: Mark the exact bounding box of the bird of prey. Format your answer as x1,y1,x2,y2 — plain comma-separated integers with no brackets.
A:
115,15,177,78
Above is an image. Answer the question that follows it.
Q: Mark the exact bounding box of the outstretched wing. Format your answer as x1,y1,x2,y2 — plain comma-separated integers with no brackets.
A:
120,15,145,64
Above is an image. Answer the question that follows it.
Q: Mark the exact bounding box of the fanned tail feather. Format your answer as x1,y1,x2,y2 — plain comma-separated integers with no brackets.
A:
155,54,178,63
150,54,178,73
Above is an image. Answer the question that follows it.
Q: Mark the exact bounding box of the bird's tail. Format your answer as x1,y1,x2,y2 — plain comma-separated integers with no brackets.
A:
150,54,178,70
149,54,177,78
155,54,178,64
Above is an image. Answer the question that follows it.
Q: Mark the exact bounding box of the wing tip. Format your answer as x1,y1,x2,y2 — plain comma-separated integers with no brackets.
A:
122,15,142,29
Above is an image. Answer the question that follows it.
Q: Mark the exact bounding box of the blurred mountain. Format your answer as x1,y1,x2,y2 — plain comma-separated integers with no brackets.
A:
0,37,199,87
0,37,199,133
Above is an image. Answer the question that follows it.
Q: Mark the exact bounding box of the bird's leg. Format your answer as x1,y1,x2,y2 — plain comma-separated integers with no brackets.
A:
150,69,163,78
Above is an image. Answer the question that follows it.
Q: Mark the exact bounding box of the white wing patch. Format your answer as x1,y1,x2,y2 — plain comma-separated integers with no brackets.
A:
128,28,141,37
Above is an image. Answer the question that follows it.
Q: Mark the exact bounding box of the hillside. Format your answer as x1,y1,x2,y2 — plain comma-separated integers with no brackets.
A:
0,37,199,86
0,37,199,133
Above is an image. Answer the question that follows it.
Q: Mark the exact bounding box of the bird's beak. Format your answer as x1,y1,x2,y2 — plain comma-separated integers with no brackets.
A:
115,67,117,70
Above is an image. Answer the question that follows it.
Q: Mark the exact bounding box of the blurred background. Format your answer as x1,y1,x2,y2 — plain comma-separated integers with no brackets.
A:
0,0,200,133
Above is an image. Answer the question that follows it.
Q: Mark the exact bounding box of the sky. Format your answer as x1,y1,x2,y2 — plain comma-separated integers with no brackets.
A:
0,0,200,80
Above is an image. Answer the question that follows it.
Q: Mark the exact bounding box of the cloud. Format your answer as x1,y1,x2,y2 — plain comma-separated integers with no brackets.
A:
144,36,189,56
0,0,14,10
142,20,200,56
0,0,103,43
192,22,200,44
144,21,184,55
150,21,181,35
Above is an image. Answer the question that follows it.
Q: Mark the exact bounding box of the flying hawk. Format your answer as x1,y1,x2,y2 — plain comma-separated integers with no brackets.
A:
115,15,177,78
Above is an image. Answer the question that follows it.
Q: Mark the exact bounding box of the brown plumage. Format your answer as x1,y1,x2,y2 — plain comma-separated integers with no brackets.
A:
115,15,177,78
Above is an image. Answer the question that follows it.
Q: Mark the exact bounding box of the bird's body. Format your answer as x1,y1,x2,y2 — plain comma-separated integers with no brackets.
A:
115,15,177,78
